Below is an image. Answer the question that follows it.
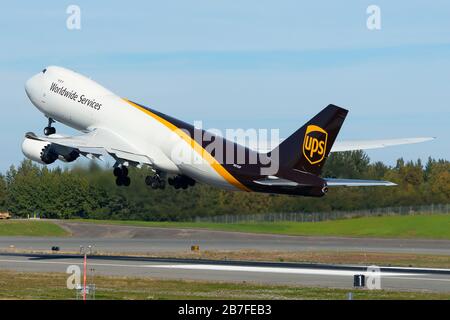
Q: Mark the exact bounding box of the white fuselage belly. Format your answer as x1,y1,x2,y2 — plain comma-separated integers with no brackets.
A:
33,67,237,190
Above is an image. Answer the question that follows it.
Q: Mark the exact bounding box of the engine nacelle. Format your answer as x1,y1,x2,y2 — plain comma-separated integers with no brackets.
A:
21,137,79,164
22,137,56,164
59,149,80,163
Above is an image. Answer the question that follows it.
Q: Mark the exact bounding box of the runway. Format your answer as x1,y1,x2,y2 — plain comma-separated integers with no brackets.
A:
0,221,449,255
0,252,449,292
1,222,449,293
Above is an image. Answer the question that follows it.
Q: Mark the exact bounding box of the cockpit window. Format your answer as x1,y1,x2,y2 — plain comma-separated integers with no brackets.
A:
42,68,47,73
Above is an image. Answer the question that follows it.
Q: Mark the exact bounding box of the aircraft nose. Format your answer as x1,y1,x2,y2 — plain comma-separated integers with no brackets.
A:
25,73,43,105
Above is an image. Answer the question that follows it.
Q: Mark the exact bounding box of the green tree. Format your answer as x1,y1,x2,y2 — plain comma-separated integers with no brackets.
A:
323,150,370,178
0,174,7,211
1,155,449,221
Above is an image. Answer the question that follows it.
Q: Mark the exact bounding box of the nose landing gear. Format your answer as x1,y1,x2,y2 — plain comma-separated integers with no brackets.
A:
114,165,131,187
44,118,56,136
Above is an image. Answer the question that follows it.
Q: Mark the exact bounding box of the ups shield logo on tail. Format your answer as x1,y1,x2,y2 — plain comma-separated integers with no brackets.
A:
303,125,328,165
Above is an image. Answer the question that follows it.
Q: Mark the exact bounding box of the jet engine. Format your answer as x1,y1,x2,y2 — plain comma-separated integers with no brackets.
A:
21,137,79,164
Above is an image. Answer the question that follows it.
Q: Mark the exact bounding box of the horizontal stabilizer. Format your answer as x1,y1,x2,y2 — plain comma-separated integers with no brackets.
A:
254,177,396,188
325,178,397,187
254,177,299,187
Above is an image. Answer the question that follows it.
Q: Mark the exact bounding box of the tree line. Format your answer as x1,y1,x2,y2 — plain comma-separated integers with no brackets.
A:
0,151,448,221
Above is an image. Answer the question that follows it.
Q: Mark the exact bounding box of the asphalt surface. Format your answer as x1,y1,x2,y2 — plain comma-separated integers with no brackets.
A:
0,221,449,255
1,222,449,293
0,253,449,292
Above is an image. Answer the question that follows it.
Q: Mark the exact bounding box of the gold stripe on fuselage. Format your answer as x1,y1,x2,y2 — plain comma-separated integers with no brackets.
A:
123,98,250,192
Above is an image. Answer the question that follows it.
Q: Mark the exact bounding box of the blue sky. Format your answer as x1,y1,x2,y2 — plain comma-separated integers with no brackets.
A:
0,1,449,171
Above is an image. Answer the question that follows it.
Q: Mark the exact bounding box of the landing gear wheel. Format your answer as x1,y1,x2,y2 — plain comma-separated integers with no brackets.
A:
113,167,122,177
169,175,196,190
44,126,56,136
151,180,159,189
44,118,56,136
113,165,130,187
146,174,166,189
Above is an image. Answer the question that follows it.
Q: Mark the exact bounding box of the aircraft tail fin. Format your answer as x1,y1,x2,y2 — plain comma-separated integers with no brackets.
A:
270,104,348,176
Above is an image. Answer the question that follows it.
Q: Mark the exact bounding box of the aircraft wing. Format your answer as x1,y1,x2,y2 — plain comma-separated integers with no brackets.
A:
254,177,396,187
330,137,435,152
25,129,153,166
247,137,434,153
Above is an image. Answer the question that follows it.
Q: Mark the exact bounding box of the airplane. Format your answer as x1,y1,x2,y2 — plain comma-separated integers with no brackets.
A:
22,66,434,197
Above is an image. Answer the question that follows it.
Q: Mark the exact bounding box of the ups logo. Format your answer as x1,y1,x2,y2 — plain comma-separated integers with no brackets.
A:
303,125,328,165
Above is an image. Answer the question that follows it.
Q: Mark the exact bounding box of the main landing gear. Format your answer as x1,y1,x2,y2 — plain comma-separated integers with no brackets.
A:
114,165,131,187
44,118,56,136
145,173,166,190
114,169,196,190
168,175,196,190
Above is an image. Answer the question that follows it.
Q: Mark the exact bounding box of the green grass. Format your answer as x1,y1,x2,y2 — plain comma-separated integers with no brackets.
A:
2,214,449,239
73,214,450,239
0,270,448,300
0,220,69,237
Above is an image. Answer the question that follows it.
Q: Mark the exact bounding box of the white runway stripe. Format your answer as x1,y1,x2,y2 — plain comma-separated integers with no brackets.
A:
389,276,450,282
1,258,445,279
147,264,416,277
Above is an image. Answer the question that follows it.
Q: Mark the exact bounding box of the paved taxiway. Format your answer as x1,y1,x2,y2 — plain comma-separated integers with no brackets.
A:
0,253,449,292
0,221,449,255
